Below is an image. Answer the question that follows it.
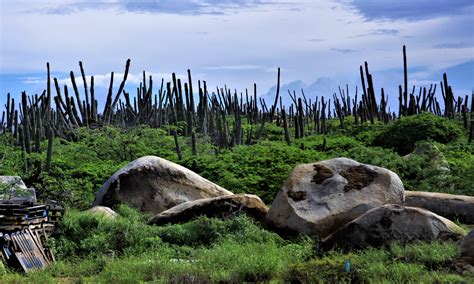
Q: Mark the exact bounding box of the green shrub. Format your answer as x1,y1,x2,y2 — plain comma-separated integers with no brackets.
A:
301,135,364,154
183,140,326,203
373,113,464,155
343,145,402,170
52,207,166,258
285,252,356,283
390,241,459,267
199,239,312,282
156,215,285,247
286,242,469,283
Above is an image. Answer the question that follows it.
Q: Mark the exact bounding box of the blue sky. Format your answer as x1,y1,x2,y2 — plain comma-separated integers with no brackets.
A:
0,0,473,109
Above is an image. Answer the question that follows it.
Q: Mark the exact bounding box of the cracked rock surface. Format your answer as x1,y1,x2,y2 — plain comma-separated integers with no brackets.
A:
323,204,465,249
148,194,268,226
93,156,233,215
266,157,404,238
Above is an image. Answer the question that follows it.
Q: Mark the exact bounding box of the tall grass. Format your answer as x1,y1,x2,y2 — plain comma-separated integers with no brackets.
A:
1,207,471,283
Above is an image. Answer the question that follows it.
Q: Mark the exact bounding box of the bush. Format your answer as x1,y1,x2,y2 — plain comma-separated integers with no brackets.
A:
156,214,285,247
52,206,166,258
373,113,464,155
390,241,459,267
25,212,313,282
183,141,327,203
286,241,469,283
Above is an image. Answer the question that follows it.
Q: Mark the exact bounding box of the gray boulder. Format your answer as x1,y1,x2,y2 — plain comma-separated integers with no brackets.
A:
93,156,233,215
404,141,449,171
405,191,474,224
266,158,404,238
324,204,465,249
148,194,268,225
87,206,119,219
0,176,36,204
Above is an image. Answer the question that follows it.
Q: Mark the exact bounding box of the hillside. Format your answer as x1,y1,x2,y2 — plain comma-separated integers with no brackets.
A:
0,112,473,282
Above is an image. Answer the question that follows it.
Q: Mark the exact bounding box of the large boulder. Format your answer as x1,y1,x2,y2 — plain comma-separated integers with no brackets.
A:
148,194,268,225
266,158,404,238
93,156,233,215
403,141,449,171
405,191,474,224
0,176,36,204
323,204,465,249
460,230,474,264
86,206,119,219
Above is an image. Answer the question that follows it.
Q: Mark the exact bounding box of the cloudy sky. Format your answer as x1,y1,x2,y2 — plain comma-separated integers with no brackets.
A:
0,0,473,109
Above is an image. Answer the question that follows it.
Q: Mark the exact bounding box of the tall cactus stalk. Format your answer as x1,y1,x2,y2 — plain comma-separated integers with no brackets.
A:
269,67,280,122
172,130,183,160
403,45,408,116
107,59,131,124
191,130,197,156
79,61,90,125
282,108,291,146
21,92,32,154
45,127,54,173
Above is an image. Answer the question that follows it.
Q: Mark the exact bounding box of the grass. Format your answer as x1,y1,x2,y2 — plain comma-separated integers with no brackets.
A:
287,243,469,284
1,208,472,283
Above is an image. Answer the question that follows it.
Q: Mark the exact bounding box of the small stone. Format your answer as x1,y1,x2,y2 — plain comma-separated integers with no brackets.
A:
87,206,119,219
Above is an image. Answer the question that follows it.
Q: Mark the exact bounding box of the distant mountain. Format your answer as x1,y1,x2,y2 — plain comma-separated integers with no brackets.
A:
262,77,354,108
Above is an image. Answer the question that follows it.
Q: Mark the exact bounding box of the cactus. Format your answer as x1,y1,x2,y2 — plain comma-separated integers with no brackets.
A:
21,92,32,154
45,127,54,173
298,98,304,137
191,130,197,156
269,67,281,122
107,59,131,124
403,45,408,116
172,130,183,160
282,108,291,146
0,48,468,154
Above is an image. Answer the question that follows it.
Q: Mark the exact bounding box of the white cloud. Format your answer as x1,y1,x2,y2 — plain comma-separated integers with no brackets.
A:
203,65,267,71
21,71,197,92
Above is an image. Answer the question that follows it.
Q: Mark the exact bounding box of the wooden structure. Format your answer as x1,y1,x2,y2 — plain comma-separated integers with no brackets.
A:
0,202,64,272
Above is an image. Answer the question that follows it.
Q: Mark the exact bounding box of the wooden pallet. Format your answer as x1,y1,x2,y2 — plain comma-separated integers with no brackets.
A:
1,228,53,272
0,202,63,272
0,204,47,220
0,203,55,232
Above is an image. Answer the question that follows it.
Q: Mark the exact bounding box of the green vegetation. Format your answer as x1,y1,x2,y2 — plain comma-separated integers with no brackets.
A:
0,113,473,282
373,113,464,155
0,210,471,283
2,114,471,206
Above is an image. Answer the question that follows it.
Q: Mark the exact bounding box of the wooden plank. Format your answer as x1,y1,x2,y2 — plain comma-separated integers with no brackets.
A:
27,228,50,265
13,231,48,271
13,251,34,272
17,233,39,270
2,245,12,261
21,231,48,269
0,202,62,272
13,205,47,212
11,233,37,272
0,216,47,224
